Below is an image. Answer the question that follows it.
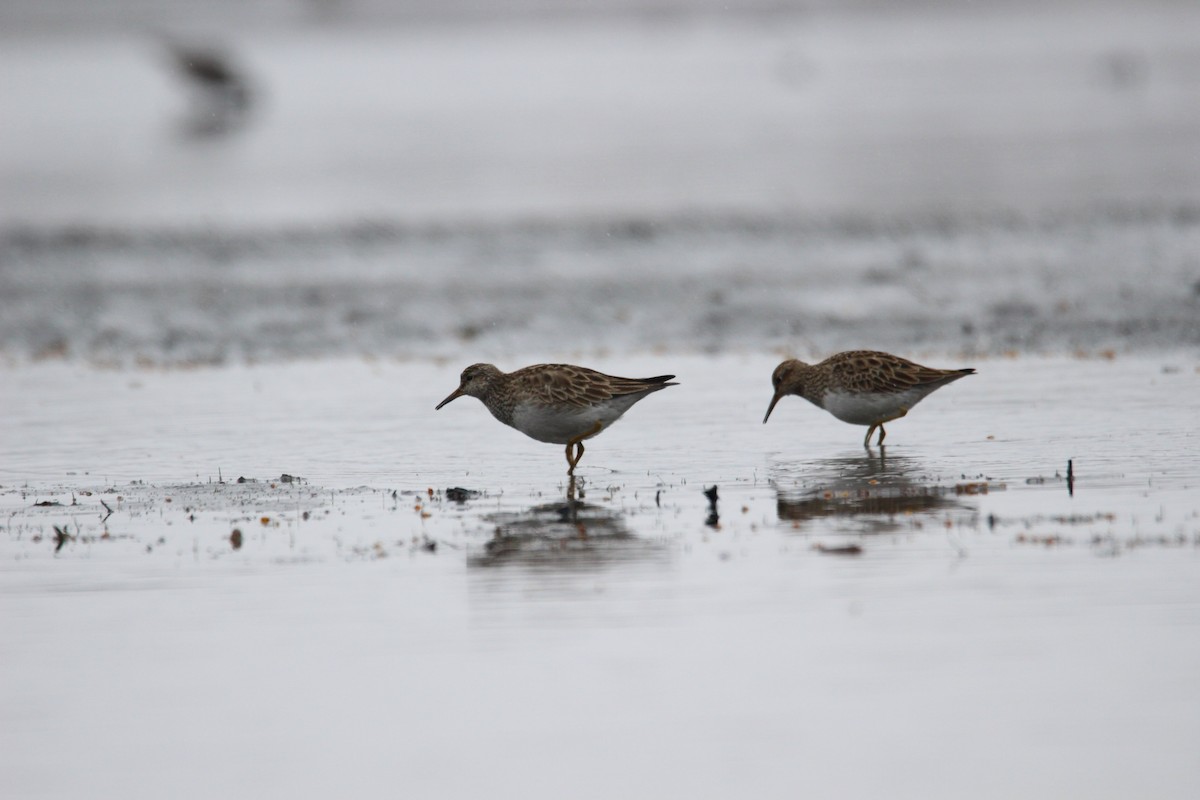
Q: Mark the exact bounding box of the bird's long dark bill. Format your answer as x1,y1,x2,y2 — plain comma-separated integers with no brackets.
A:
435,387,465,410
763,392,783,423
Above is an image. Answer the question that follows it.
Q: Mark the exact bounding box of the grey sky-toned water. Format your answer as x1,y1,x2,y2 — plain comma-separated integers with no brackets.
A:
3,354,1199,799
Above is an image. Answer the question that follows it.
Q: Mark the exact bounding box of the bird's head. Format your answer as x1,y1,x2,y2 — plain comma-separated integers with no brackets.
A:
436,363,502,409
763,359,807,423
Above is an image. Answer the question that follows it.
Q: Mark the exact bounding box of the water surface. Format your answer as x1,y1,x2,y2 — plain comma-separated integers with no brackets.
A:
3,354,1197,799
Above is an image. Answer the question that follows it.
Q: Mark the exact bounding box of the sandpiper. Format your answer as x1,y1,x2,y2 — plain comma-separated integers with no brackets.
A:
436,363,677,473
763,350,974,447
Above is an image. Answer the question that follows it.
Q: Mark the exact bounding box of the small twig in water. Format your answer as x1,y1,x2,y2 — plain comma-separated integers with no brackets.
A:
704,486,719,528
53,525,71,553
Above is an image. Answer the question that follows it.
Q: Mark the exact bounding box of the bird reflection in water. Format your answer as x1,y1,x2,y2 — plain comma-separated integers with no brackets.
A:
468,477,666,569
773,450,976,535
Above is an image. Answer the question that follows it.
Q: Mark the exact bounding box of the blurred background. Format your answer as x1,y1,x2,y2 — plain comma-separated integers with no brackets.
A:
2,0,1198,365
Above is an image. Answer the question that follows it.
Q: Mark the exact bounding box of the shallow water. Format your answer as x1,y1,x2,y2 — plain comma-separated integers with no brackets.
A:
2,354,1198,799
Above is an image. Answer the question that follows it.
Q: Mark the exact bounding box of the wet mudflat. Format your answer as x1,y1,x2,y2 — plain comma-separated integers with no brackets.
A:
2,353,1198,799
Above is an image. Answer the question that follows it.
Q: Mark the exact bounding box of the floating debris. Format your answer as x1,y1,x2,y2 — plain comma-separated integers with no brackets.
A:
53,525,71,553
1015,533,1068,547
446,487,481,503
704,485,719,528
813,542,863,556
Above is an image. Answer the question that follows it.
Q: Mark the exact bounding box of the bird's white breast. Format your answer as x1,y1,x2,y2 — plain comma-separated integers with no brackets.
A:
821,388,929,425
510,398,638,444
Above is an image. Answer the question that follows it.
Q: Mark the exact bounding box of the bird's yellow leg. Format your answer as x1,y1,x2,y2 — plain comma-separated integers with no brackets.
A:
566,421,604,474
874,407,910,446
863,424,878,449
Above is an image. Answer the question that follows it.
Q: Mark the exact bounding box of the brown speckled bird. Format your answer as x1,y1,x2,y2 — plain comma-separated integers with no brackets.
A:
763,350,974,447
436,363,677,473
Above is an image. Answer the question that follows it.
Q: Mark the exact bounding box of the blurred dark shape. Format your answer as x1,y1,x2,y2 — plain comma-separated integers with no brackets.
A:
160,36,256,139
446,487,481,503
813,543,862,556
704,485,719,528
